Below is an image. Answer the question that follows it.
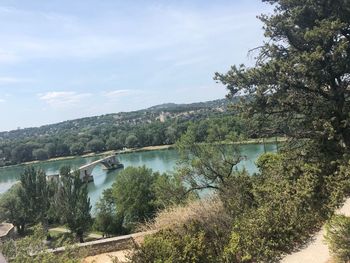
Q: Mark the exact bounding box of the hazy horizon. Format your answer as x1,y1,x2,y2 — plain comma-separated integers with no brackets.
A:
0,0,272,131
0,97,226,132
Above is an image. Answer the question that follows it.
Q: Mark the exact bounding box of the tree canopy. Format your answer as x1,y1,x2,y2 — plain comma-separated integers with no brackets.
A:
215,0,350,157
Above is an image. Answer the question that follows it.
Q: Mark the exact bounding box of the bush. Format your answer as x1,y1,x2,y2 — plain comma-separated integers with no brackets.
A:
0,225,84,263
223,153,326,262
131,224,217,263
135,198,232,263
325,215,350,263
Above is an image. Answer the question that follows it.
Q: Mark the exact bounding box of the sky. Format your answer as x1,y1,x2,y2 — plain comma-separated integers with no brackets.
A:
0,0,272,131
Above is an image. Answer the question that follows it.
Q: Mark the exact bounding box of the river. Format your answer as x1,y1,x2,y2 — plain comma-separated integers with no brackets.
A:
0,143,277,211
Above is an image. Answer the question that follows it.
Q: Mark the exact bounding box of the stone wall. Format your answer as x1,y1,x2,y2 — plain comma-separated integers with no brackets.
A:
49,230,154,257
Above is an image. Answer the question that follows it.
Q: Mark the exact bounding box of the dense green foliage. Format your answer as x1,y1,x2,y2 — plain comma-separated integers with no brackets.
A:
93,188,124,237
0,184,28,235
0,167,92,242
0,225,83,263
54,167,92,242
0,167,52,235
131,224,217,263
325,214,350,262
94,166,189,235
130,1,350,261
0,99,237,166
2,0,350,262
112,166,159,230
132,141,350,262
215,0,350,157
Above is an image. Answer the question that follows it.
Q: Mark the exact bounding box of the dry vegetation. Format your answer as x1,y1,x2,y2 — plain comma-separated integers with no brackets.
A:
141,196,232,233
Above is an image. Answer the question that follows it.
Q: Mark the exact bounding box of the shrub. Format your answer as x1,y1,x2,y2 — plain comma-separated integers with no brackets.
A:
131,224,217,263
325,215,350,263
135,198,232,262
0,225,84,263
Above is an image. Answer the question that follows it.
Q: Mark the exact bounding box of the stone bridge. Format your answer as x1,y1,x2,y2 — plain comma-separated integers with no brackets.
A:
78,155,123,182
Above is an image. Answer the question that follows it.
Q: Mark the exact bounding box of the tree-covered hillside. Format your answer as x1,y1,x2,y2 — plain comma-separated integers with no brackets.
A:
0,98,242,166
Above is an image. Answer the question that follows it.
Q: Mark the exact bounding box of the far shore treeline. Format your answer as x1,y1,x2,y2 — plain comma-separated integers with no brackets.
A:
0,98,267,167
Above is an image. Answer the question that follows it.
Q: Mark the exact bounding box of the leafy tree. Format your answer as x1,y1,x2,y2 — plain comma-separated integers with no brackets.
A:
176,127,243,193
10,144,33,163
45,143,56,158
94,168,189,235
125,134,138,148
153,172,191,209
18,167,51,234
112,166,158,231
87,139,105,152
55,142,70,156
106,137,122,150
0,184,28,235
94,188,124,237
69,143,85,156
56,167,92,242
32,148,49,160
215,0,350,157
0,168,55,235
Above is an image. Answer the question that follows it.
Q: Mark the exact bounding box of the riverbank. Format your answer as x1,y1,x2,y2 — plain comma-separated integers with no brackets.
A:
0,137,286,170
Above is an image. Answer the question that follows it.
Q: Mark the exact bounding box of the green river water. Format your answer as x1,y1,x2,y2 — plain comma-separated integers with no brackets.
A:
0,143,276,211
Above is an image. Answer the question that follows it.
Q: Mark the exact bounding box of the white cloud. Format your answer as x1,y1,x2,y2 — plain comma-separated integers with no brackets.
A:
38,91,92,108
0,98,5,103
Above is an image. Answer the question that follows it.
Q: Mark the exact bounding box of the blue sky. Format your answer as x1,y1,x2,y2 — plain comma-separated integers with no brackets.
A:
0,0,272,131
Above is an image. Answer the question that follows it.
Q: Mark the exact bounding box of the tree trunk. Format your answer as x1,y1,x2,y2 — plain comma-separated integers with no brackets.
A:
78,233,84,243
17,224,25,236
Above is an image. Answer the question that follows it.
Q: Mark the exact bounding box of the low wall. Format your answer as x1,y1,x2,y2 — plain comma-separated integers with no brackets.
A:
49,231,155,257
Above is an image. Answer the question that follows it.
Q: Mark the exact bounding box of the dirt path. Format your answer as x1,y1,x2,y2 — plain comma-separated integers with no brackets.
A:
281,198,350,263
83,250,131,263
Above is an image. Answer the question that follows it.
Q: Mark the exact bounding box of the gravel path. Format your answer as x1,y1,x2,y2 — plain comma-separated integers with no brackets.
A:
49,227,103,239
281,198,350,263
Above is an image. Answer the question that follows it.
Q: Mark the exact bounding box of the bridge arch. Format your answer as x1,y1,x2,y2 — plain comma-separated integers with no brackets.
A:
78,155,123,182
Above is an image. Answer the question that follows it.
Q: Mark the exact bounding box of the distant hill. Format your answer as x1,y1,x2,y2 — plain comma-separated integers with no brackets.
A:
0,98,239,166
0,98,230,141
147,98,231,111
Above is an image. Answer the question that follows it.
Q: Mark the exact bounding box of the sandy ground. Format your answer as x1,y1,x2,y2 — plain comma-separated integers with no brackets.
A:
83,250,131,263
49,227,102,239
281,198,350,263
